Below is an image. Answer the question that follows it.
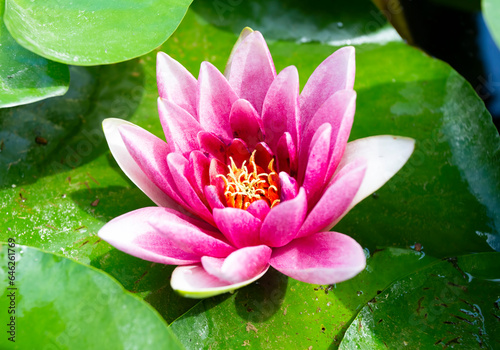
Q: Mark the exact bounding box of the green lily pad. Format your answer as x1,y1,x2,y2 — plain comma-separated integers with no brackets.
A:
0,0,69,108
169,248,436,349
0,245,184,349
483,0,500,47
3,0,193,65
339,253,500,349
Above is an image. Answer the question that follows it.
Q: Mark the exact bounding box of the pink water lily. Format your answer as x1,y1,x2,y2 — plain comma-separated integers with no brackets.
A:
99,28,414,298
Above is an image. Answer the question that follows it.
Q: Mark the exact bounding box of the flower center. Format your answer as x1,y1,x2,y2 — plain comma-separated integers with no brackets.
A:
218,151,280,210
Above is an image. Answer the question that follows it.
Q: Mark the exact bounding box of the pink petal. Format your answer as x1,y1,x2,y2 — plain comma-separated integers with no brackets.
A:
279,172,298,201
296,159,366,238
110,120,186,210
229,99,263,148
334,135,415,220
149,212,235,258
299,90,356,179
270,231,366,284
254,142,274,169
157,97,203,155
204,185,225,210
170,264,269,299
166,153,214,224
262,66,300,152
98,207,200,265
156,52,198,118
224,27,254,79
300,123,332,203
213,207,262,248
102,119,174,208
198,62,238,141
260,188,307,247
198,131,226,163
188,151,210,199
201,245,272,284
246,200,270,221
226,138,250,168
300,46,355,132
225,31,277,114
276,132,297,175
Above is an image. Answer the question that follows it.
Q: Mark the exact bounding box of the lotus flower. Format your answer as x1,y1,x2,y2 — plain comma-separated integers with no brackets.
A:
99,28,414,298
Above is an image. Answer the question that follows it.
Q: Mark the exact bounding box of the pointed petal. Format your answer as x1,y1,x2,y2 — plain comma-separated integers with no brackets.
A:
103,119,184,209
300,123,332,202
157,52,198,117
336,135,415,218
166,153,214,224
170,264,269,299
224,27,254,78
149,212,235,258
229,99,263,147
300,46,355,131
270,231,366,284
98,207,199,265
299,90,356,179
201,245,272,284
296,159,366,238
260,188,307,247
198,62,238,141
225,31,276,114
262,66,300,151
158,97,203,154
213,207,262,248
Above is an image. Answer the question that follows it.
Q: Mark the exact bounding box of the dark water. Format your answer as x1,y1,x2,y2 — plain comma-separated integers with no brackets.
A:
401,0,500,131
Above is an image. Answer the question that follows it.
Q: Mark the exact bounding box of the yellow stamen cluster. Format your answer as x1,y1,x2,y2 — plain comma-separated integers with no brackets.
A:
218,151,280,210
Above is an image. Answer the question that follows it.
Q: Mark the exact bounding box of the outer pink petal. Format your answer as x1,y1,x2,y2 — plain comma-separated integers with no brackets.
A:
156,52,198,118
300,46,355,132
225,31,277,114
102,119,183,209
201,245,272,284
260,188,307,247
296,159,366,238
149,212,235,258
98,207,199,265
262,66,300,152
333,135,415,223
158,97,203,155
229,99,263,148
198,62,238,141
224,27,254,79
170,264,269,299
213,207,262,248
270,231,366,284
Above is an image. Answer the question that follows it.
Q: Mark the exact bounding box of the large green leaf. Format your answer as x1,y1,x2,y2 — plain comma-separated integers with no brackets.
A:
3,0,193,65
0,0,69,108
0,0,499,345
0,245,184,349
169,248,437,349
339,253,500,349
483,0,500,47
